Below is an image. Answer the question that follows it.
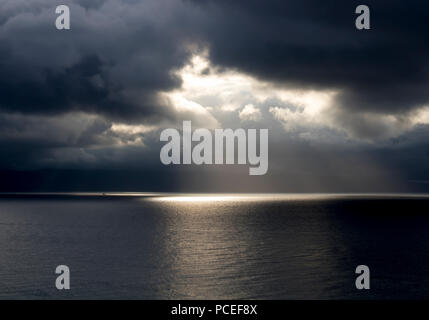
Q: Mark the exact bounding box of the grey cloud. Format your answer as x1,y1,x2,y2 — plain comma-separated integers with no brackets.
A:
1,0,429,192
0,0,198,122
191,0,429,114
2,0,429,121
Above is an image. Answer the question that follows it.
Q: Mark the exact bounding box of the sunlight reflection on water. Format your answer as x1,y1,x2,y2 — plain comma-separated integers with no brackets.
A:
0,194,429,299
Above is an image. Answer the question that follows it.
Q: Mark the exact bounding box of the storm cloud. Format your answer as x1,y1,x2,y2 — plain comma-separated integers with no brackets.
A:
0,0,197,121
192,0,429,113
2,0,429,119
1,0,429,192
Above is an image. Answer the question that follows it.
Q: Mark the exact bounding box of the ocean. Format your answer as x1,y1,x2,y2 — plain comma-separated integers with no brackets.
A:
0,193,428,299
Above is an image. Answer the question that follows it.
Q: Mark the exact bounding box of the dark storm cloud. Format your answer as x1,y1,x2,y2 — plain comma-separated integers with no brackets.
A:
2,0,428,120
0,0,196,122
1,0,429,192
191,0,429,113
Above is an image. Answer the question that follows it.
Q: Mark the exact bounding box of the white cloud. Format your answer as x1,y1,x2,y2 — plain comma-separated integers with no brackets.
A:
164,92,220,129
239,104,262,121
167,53,429,143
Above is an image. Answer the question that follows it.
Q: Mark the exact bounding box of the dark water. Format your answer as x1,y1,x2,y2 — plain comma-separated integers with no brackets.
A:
0,193,428,299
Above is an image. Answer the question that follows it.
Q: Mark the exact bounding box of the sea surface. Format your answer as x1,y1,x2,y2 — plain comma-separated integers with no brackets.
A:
0,193,428,299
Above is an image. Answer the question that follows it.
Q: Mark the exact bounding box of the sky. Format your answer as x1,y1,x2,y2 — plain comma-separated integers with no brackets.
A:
1,0,429,192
